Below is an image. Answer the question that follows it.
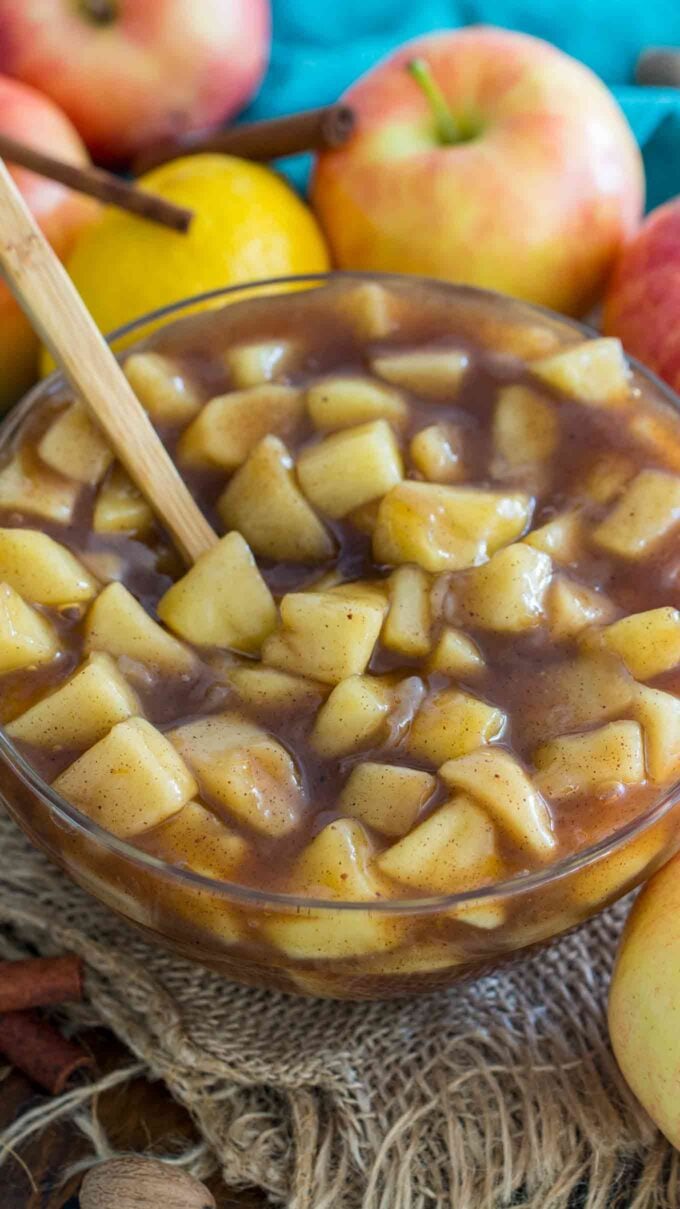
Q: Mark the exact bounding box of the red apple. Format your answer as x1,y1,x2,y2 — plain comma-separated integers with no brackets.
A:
312,27,644,317
604,200,680,394
0,0,270,164
0,76,98,408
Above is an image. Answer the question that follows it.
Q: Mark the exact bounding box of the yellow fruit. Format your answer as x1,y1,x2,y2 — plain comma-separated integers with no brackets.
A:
43,155,330,370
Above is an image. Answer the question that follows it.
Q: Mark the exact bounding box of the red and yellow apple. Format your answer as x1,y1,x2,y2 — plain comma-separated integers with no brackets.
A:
0,0,271,164
604,200,680,394
0,76,98,409
312,27,643,317
609,850,680,1147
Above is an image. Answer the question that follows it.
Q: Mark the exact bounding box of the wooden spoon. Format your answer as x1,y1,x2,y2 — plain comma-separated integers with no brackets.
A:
0,158,217,565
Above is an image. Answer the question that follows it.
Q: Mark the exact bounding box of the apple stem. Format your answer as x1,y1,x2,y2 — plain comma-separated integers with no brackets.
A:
408,58,461,145
79,0,117,24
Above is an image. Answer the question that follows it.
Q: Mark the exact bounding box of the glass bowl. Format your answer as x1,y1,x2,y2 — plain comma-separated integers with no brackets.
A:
1,272,680,1001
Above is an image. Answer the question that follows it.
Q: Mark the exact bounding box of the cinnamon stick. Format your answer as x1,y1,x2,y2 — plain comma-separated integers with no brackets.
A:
0,954,83,1012
0,1009,93,1094
0,132,193,232
132,103,357,175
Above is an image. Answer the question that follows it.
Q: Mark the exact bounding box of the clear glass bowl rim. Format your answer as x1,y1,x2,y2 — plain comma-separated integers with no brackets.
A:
1,268,680,916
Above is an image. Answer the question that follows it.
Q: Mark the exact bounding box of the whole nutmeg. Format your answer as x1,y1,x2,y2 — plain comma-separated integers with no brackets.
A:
79,1156,216,1209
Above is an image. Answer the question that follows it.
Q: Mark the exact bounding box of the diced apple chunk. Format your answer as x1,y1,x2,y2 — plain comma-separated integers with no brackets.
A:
493,385,559,466
523,652,634,744
262,590,385,685
124,352,202,423
373,481,533,572
548,577,616,640
226,666,325,714
0,582,58,672
93,465,154,537
440,747,555,857
340,762,435,837
178,384,304,470
408,689,506,766
349,499,381,534
409,423,465,483
0,450,79,523
307,376,407,430
54,717,197,837
463,544,552,632
569,824,668,910
592,470,680,559
338,281,398,339
427,627,485,677
310,674,391,757
377,795,502,892
372,348,469,399
38,403,113,485
589,607,680,680
0,528,97,605
85,582,196,675
579,452,636,504
634,685,680,782
530,337,631,405
170,713,304,836
7,652,139,748
381,565,431,656
534,721,645,799
297,419,403,518
524,512,583,563
157,532,277,654
217,436,334,563
226,339,295,388
265,819,404,959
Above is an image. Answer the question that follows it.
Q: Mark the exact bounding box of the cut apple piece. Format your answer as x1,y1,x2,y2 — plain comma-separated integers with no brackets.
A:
297,419,403,518
85,582,196,675
262,590,385,685
524,512,583,563
124,352,202,423
592,469,680,559
7,652,139,748
523,652,634,745
157,531,277,654
381,565,431,657
534,720,645,800
579,452,636,505
0,450,79,523
264,819,404,960
93,465,154,537
440,747,555,858
310,674,392,758
548,577,616,640
372,347,469,399
226,338,296,388
178,384,304,470
634,685,680,782
217,436,334,563
340,762,436,837
307,375,407,430
170,713,304,837
376,794,502,892
409,423,465,483
38,403,113,486
427,627,485,678
408,689,506,767
0,528,97,605
349,499,381,535
373,481,532,572
493,385,559,466
463,544,552,632
226,666,326,714
569,823,668,910
530,337,630,405
0,582,59,673
337,281,398,339
54,717,197,837
589,607,680,680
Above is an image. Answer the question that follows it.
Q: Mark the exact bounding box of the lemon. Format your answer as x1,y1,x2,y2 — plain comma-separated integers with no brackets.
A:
50,155,330,356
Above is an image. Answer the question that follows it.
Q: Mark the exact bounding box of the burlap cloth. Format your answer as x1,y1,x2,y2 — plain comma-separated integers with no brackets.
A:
0,811,677,1209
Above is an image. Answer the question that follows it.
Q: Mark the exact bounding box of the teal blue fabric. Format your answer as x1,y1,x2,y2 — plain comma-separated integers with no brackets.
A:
242,0,680,209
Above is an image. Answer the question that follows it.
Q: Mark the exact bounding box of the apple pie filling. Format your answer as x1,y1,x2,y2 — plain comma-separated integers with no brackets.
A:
2,277,680,962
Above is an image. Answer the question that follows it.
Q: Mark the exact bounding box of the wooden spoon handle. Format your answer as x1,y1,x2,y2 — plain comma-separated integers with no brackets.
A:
0,158,217,564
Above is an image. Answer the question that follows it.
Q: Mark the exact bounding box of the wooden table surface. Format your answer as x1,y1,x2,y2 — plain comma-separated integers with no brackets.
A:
1,1029,267,1208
